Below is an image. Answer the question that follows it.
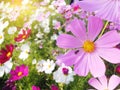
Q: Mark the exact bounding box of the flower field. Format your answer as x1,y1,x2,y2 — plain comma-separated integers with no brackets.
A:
0,0,120,90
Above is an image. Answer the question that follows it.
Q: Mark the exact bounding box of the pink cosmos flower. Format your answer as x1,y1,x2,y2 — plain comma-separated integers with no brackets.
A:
77,0,120,23
56,16,120,77
32,85,40,90
14,29,31,42
9,64,29,81
88,75,120,90
0,44,14,64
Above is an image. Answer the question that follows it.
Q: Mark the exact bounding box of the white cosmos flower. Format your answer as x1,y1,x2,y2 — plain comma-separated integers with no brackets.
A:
0,58,13,77
43,59,56,74
36,60,46,72
19,43,30,61
19,52,29,61
8,26,17,34
0,21,9,32
0,32,4,44
20,43,30,52
53,64,75,84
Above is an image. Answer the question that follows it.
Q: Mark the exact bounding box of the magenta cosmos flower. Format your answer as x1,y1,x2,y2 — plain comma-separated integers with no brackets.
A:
77,0,120,23
14,29,31,42
0,44,14,64
88,75,120,90
9,64,29,81
56,16,120,77
32,85,40,90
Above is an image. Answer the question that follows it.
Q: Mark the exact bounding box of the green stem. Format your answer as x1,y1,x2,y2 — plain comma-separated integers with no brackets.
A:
98,21,109,38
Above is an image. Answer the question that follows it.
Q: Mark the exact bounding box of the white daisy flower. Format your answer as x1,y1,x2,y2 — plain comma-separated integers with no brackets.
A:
43,59,56,74
36,60,46,72
53,64,75,84
0,58,13,77
8,26,17,34
0,32,4,44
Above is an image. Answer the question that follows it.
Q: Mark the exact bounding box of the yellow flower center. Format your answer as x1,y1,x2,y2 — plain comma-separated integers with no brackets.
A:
18,72,23,76
7,52,11,57
0,35,2,39
22,35,26,39
48,64,51,68
83,40,95,53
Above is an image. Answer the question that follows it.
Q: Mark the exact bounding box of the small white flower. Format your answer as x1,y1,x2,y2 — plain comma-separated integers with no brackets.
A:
36,32,43,39
44,27,50,33
48,5,56,10
36,60,46,72
51,34,58,40
43,59,55,74
32,59,37,64
0,58,13,77
0,32,4,44
19,52,29,61
53,64,75,84
0,21,9,32
20,43,30,52
8,26,17,34
40,18,49,28
19,43,30,61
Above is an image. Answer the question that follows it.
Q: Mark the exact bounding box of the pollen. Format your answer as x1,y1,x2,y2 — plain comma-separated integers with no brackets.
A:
0,35,2,39
18,72,23,76
22,35,26,39
83,40,95,53
7,52,11,57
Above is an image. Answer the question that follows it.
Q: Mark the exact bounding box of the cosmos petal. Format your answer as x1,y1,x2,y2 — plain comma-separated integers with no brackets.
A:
56,34,82,49
88,53,106,77
108,75,120,89
87,16,103,41
95,31,120,47
97,48,120,64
